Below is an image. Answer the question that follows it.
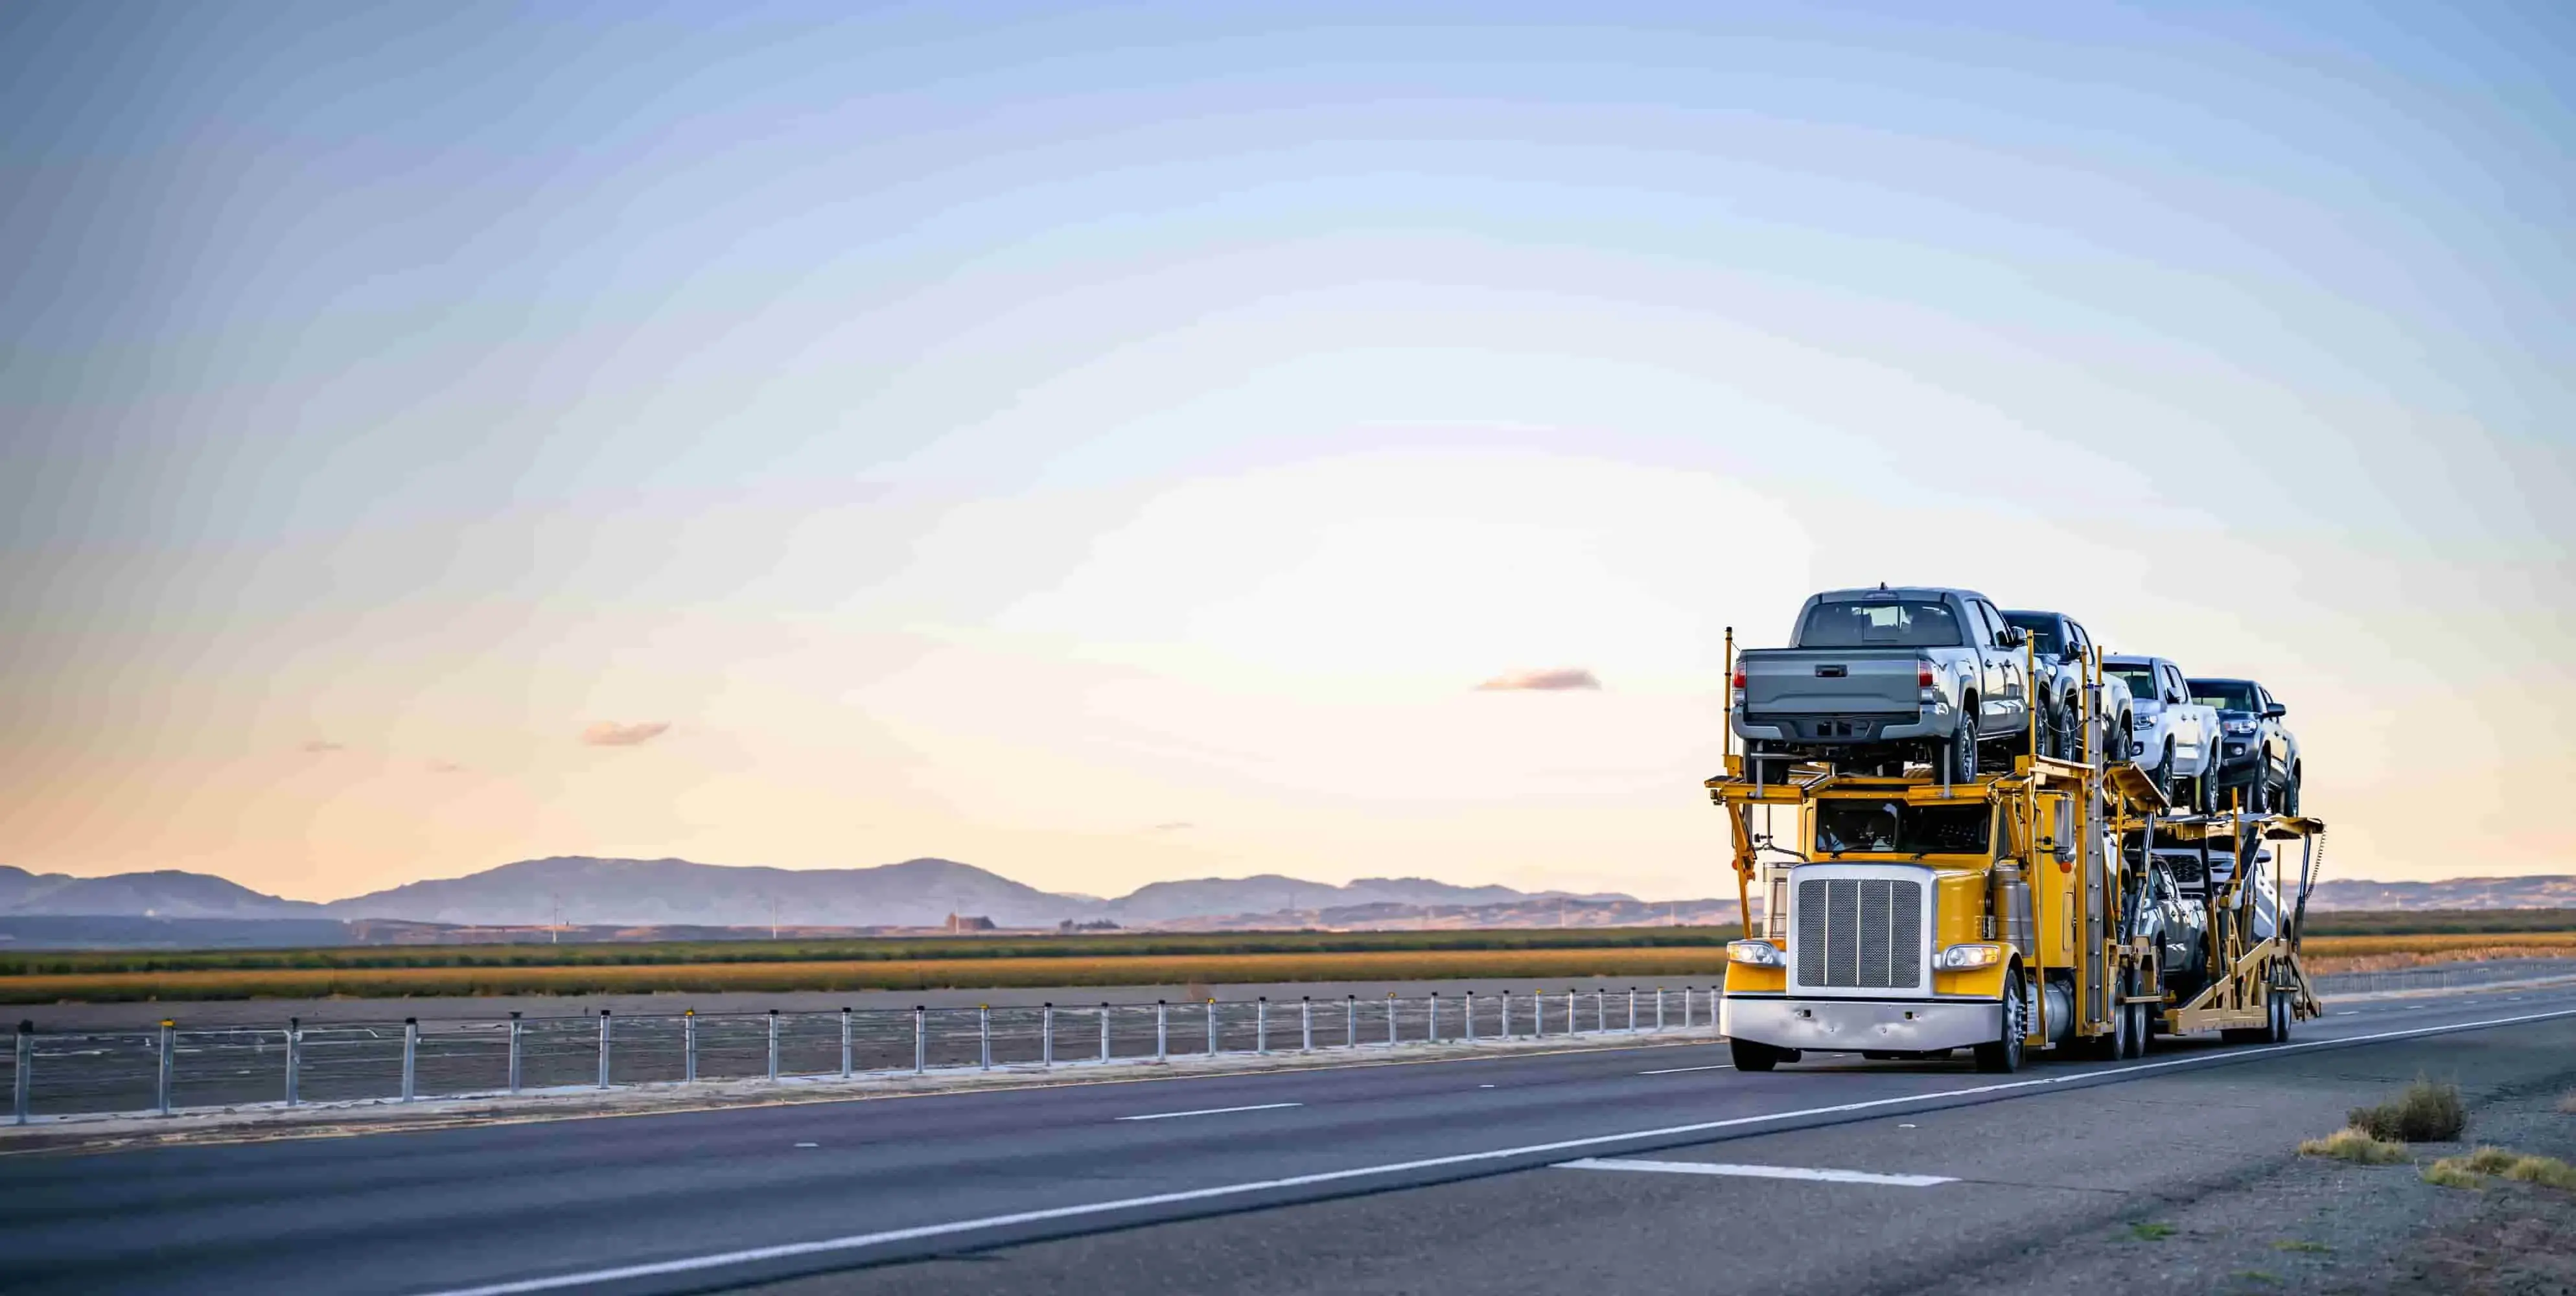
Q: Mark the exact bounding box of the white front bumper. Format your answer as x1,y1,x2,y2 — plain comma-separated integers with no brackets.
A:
1722,995,2000,1054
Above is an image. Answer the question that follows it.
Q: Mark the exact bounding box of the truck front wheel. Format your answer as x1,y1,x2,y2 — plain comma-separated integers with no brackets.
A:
1975,970,2026,1073
1730,1037,1784,1072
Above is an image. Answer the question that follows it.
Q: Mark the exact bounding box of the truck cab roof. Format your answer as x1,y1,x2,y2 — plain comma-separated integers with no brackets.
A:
1815,585,1990,604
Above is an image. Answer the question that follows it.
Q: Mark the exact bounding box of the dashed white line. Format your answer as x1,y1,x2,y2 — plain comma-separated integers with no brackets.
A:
1639,1063,1734,1076
415,1005,2576,1296
1115,1102,1304,1122
1558,1157,1955,1186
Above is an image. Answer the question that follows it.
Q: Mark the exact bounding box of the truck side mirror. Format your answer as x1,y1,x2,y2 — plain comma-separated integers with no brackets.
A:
2263,703,2286,719
1997,627,2028,649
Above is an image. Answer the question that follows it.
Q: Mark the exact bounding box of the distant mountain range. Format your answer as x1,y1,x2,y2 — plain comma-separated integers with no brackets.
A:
0,857,1637,931
3,858,2569,943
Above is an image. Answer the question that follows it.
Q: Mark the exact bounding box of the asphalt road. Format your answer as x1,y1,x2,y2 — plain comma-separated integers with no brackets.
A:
7,983,2574,1296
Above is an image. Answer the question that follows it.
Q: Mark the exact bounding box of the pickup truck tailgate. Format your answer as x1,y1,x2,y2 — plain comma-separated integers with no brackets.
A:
1742,651,1920,715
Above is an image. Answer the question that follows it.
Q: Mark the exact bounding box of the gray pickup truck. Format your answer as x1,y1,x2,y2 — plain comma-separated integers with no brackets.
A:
1731,586,2032,783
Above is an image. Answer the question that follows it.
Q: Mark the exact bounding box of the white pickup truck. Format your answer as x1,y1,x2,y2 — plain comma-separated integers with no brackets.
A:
2105,654,2218,810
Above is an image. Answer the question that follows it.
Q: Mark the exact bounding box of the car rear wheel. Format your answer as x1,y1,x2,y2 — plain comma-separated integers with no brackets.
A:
2284,770,2301,816
2152,741,2175,798
1937,708,1977,783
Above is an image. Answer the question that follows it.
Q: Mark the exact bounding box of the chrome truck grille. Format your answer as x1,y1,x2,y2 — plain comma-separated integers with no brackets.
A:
1793,873,1925,991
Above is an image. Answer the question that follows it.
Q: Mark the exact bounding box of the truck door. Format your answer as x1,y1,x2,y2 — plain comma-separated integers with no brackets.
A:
1971,601,2021,735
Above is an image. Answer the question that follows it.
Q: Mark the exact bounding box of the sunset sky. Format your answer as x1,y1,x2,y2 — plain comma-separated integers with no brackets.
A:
3,2,2570,903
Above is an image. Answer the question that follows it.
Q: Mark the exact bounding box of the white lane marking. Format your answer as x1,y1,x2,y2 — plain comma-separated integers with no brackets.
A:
1640,1063,1734,1076
2336,1011,2359,1016
1478,1084,1496,1089
1558,1157,1955,1187
1115,1102,1304,1122
415,1006,2576,1296
795,1142,819,1149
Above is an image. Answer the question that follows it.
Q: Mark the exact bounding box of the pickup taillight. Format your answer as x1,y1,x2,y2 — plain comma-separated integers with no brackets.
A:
1731,666,1746,691
1916,660,1936,688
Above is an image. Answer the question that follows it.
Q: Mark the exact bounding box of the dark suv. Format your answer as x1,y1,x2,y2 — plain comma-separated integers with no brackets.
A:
2185,677,2301,814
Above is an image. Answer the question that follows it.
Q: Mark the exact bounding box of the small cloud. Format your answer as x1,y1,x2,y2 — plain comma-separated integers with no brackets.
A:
1474,667,1602,692
581,721,670,747
300,740,347,753
426,759,467,774
1150,822,1194,833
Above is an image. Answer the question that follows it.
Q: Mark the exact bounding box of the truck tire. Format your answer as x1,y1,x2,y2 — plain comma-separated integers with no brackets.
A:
2152,741,2175,799
2269,993,2293,1043
1975,970,2026,1073
1937,707,1977,784
2126,1001,2150,1059
2284,769,2301,816
1730,1037,1781,1072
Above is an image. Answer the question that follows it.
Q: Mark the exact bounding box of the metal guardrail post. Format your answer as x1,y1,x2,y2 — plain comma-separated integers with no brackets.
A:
1428,992,1439,1043
1656,988,1665,1030
1155,1001,1168,1061
1465,991,1477,1045
599,1010,614,1089
508,1012,522,1093
1345,995,1356,1047
13,1021,29,1125
1566,989,1577,1036
1301,997,1314,1052
913,1006,926,1075
841,1008,853,1078
284,1017,301,1105
401,1019,417,1103
1042,1004,1054,1068
1680,986,1693,1029
152,1015,175,1118
1098,1003,1109,1063
979,1006,992,1070
1385,993,1397,1046
1499,990,1511,1039
765,1010,780,1082
1256,998,1268,1054
1205,1000,1218,1056
1628,988,1638,1032
157,1019,175,1115
684,1010,697,1083
1594,989,1605,1034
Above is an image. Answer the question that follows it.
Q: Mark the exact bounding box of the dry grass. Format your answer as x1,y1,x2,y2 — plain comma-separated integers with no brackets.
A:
2425,1148,2576,1192
2424,1159,2484,1189
2298,1127,2411,1165
2503,1155,2576,1190
0,947,1735,1004
2303,931,2576,975
2348,1080,2467,1143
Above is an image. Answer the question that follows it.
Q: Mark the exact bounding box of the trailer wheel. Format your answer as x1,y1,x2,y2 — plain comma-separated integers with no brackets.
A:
1730,1038,1781,1072
2268,993,2293,1043
1975,970,2026,1073
2125,1001,2150,1059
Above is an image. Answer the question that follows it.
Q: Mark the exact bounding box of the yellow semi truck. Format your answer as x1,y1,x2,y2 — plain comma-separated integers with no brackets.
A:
1712,629,2322,1073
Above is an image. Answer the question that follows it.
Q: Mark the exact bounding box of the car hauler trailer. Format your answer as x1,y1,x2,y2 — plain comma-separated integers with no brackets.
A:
1712,628,2322,1073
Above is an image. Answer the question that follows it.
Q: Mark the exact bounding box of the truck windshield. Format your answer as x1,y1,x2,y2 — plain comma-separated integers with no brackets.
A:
1796,601,1963,648
2001,613,2060,654
2106,665,2159,698
1813,800,1991,856
2189,680,2258,712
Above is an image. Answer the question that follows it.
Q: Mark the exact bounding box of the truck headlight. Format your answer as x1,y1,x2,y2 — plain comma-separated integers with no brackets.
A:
1936,943,2004,970
2223,719,2257,735
1727,940,1785,967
